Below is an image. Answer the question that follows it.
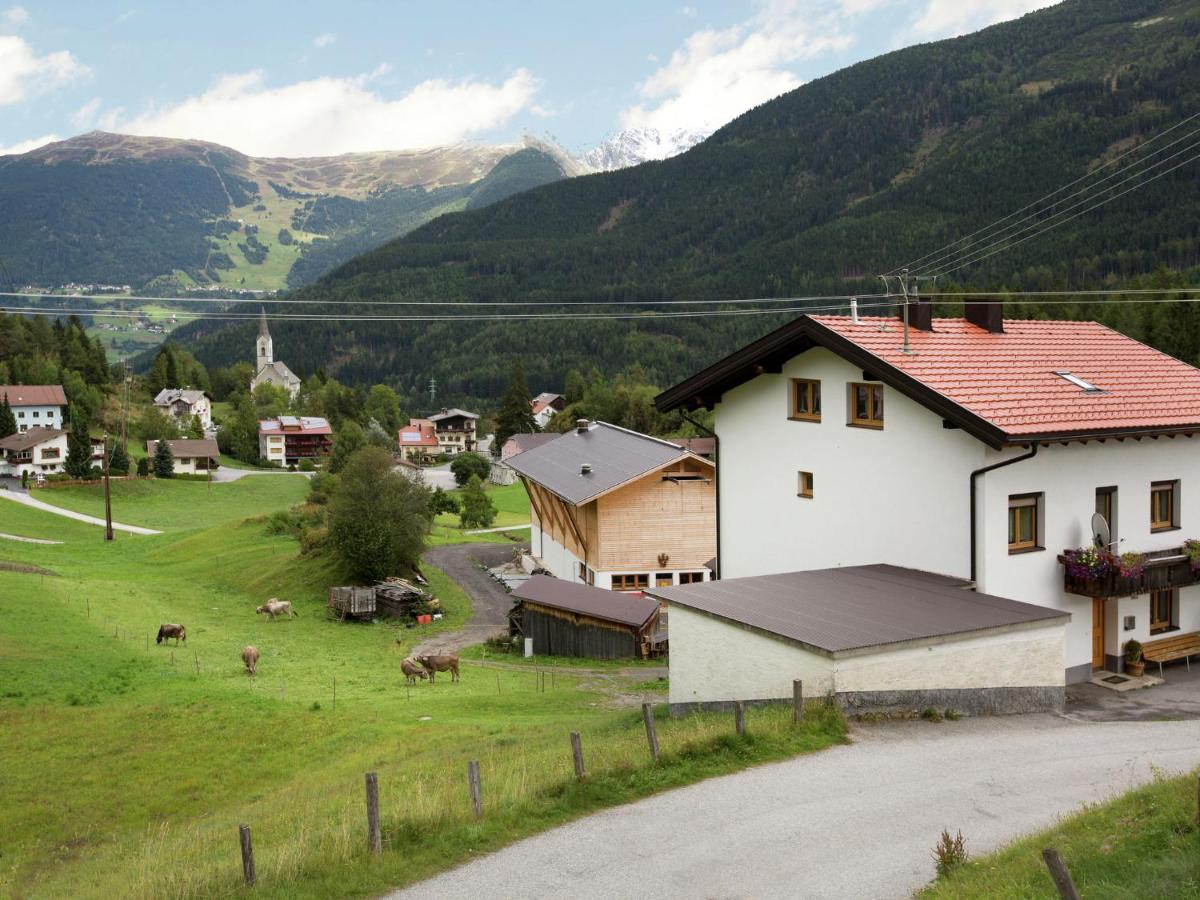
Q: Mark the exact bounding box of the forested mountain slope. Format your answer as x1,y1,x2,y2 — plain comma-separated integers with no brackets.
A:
176,0,1200,406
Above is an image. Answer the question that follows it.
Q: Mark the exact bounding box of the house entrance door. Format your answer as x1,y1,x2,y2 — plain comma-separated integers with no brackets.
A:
1092,598,1106,670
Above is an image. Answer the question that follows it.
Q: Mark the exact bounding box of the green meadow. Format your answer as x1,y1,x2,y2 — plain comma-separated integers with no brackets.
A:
0,478,845,898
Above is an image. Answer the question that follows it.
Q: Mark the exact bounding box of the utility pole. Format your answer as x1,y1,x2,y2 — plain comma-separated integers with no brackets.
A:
428,377,437,408
120,359,129,451
102,432,114,542
899,268,912,354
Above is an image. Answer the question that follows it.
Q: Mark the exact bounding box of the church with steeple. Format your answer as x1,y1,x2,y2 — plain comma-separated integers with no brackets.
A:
250,307,302,399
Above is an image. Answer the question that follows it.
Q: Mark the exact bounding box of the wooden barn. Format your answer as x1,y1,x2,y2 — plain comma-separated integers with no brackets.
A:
512,575,661,659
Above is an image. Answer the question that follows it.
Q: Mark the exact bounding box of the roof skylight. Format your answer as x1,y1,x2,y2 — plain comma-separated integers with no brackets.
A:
1053,371,1103,393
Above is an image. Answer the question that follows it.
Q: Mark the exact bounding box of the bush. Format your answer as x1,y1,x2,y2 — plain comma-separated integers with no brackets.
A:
459,475,497,529
136,457,150,477
298,458,315,472
109,443,130,476
429,486,459,517
932,829,967,877
450,452,491,487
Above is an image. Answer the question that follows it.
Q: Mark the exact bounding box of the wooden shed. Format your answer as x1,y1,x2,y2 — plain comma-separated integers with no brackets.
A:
328,586,376,620
512,575,661,659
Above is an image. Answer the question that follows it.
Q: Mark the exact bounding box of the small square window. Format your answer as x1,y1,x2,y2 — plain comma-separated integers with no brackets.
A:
789,379,821,422
798,471,814,498
848,383,883,428
1151,480,1179,532
1008,493,1042,553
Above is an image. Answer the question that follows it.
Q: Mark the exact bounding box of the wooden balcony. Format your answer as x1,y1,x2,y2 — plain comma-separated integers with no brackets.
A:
1060,547,1200,598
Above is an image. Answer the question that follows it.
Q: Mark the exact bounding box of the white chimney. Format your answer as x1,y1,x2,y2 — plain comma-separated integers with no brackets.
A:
580,463,592,475
850,298,859,324
576,418,590,434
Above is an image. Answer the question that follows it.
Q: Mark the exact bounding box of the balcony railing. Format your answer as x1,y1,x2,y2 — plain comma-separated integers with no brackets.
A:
1059,546,1200,598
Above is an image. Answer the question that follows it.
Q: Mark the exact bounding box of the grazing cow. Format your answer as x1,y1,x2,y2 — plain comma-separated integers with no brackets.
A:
156,624,187,645
256,599,298,620
242,645,260,676
417,654,460,683
400,657,428,686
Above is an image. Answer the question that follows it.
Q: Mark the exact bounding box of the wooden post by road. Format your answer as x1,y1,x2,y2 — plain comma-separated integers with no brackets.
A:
467,760,483,819
1041,848,1081,900
238,824,256,886
642,703,660,761
734,701,746,736
365,772,382,854
792,679,804,723
570,731,585,779
102,433,114,542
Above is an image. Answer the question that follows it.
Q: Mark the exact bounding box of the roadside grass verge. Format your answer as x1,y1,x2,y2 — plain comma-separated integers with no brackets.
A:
0,497,110,542
920,768,1200,899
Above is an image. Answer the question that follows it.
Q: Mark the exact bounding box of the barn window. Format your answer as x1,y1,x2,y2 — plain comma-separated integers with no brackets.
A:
789,379,821,422
655,573,674,587
611,573,649,591
678,571,705,584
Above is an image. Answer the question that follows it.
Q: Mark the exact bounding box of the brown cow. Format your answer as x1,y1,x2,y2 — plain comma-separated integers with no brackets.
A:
400,657,428,686
417,654,460,683
156,624,186,645
242,645,260,676
256,599,298,620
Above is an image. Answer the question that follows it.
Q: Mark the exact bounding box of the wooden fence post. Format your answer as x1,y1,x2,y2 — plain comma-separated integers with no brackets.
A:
467,760,483,819
792,679,804,723
238,824,256,886
1041,848,1081,900
570,731,585,779
332,676,337,711
365,772,382,854
734,701,746,736
642,703,660,761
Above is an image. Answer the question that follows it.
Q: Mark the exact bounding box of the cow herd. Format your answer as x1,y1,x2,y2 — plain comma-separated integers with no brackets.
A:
153,599,463,686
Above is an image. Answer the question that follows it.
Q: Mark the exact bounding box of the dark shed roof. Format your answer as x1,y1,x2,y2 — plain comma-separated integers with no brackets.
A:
650,565,1067,655
506,421,704,505
513,575,659,628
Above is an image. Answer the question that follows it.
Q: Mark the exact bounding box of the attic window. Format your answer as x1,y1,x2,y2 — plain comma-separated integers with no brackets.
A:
1054,371,1102,393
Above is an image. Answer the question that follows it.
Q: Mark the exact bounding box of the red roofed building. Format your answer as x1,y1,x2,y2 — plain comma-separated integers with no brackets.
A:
658,302,1200,687
396,418,439,462
0,384,68,432
259,416,332,467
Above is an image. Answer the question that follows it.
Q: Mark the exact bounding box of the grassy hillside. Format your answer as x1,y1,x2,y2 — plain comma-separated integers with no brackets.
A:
173,0,1200,401
0,484,845,898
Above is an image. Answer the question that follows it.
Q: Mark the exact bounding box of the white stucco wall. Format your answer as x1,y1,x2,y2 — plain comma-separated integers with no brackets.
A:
531,527,584,582
715,347,985,581
13,405,63,431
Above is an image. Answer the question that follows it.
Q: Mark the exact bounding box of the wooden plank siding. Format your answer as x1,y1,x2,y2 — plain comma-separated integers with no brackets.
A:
522,602,654,659
597,463,715,572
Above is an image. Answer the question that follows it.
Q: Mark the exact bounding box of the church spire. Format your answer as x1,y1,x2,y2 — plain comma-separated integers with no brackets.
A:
258,306,270,339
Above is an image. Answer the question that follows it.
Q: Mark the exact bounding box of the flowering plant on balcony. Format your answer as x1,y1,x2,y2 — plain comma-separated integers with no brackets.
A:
1117,552,1147,579
1063,546,1115,579
1184,539,1200,572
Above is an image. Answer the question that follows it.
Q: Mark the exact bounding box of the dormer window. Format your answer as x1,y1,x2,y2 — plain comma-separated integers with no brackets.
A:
1053,371,1102,393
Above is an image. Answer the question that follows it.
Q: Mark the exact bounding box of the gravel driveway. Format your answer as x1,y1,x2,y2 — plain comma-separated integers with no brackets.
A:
388,714,1200,900
415,542,527,655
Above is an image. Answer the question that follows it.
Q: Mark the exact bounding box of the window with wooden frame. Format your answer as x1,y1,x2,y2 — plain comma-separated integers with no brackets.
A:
797,470,814,498
611,573,649,591
848,382,884,428
789,378,821,422
577,562,588,582
1008,494,1042,553
655,573,674,587
678,571,705,584
40,447,61,459
1095,486,1117,544
1151,480,1179,531
1150,589,1176,635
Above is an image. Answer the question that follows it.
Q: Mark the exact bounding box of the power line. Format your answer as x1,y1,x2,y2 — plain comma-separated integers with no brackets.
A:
890,109,1200,276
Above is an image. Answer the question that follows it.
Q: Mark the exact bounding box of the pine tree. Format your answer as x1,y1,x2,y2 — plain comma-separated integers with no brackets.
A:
0,394,16,439
64,410,95,479
187,414,204,439
136,456,150,477
109,442,130,476
152,439,175,478
493,359,537,456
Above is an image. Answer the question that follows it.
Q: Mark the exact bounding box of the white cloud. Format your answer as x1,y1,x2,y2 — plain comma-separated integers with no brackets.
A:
620,2,852,137
104,67,541,156
3,5,29,26
72,96,102,128
910,0,1057,38
0,132,58,155
313,32,336,48
0,35,87,106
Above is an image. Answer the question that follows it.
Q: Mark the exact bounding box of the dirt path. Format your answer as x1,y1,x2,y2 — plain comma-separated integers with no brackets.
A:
0,489,160,535
414,543,527,655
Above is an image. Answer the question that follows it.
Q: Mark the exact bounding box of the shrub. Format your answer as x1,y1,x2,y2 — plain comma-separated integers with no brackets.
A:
429,486,459,517
298,458,315,472
459,475,497,529
450,452,491,487
20,470,28,488
109,443,130,476
1124,639,1144,663
136,457,150,477
932,829,967,877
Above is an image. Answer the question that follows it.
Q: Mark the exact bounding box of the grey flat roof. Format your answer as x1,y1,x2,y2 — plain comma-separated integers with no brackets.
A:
650,565,1068,654
506,421,702,505
513,574,659,628
505,432,563,455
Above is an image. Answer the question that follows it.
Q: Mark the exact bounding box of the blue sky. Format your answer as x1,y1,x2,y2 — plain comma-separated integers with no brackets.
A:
0,1,1055,158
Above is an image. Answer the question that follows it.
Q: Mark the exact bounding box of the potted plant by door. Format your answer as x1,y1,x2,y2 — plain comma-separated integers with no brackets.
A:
1124,639,1145,677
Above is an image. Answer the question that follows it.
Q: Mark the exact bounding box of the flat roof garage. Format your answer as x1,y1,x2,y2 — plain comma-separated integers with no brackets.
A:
650,565,1070,717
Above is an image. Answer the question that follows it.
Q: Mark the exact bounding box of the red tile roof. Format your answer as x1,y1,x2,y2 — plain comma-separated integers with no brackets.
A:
258,416,332,436
811,316,1200,438
398,418,439,447
0,384,67,407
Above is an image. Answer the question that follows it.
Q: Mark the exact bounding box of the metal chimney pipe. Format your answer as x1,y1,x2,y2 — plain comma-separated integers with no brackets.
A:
576,419,590,434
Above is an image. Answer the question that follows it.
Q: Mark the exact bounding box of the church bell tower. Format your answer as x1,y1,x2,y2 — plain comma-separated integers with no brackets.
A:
256,307,273,370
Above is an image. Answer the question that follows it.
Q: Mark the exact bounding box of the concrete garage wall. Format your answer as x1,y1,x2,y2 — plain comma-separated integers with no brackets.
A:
669,604,1067,716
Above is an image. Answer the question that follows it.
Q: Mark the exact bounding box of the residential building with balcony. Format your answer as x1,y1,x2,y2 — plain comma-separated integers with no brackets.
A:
258,416,332,467
428,408,479,455
0,426,68,477
153,389,213,431
397,418,439,462
656,302,1200,695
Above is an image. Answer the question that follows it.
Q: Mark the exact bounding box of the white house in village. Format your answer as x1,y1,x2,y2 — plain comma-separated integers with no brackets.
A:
0,426,69,477
508,420,716,591
531,392,564,429
153,388,213,431
250,308,301,399
145,439,220,475
0,384,67,432
653,302,1200,714
428,408,479,455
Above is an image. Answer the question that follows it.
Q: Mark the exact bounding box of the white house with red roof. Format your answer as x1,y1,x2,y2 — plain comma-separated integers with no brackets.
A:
530,392,564,428
657,300,1200,693
396,418,439,462
258,416,332,467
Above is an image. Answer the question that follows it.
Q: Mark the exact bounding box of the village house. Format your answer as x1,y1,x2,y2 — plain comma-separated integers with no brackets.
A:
396,418,439,462
508,419,716,591
145,439,220,475
153,388,213,431
258,416,332,466
530,392,564,428
652,301,1200,713
0,426,69,477
250,308,302,399
0,384,67,432
428,408,479,455
500,431,561,461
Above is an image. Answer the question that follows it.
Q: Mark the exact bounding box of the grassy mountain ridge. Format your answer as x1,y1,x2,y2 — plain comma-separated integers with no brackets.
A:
0,132,568,291
174,0,1200,405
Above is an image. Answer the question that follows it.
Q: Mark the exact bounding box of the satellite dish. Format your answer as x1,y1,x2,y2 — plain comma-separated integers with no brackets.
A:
1091,512,1111,548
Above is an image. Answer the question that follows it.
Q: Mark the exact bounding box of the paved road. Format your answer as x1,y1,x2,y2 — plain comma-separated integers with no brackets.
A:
0,488,160,535
390,715,1200,900
415,542,527,654
0,531,62,544
210,466,311,483
1065,665,1200,722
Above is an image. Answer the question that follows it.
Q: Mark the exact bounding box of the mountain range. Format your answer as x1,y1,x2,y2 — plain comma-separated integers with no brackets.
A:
583,127,710,172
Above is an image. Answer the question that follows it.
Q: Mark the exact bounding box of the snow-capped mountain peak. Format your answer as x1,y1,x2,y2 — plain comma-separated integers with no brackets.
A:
583,126,709,172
